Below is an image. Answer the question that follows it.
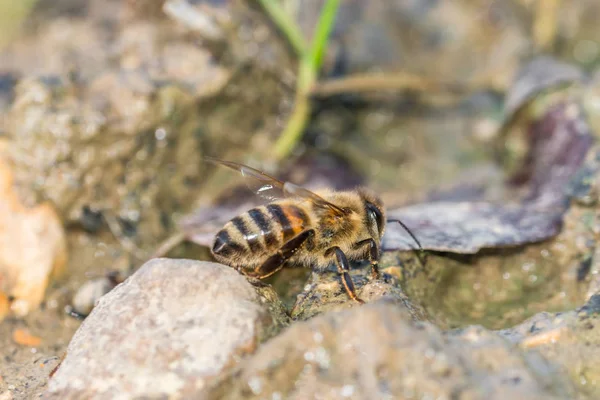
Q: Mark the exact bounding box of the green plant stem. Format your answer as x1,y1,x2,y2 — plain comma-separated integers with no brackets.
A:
272,0,340,161
273,59,314,159
273,90,311,160
258,0,306,57
307,0,340,70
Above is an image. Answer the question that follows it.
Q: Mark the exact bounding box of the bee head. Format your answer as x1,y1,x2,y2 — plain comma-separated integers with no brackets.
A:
357,188,386,240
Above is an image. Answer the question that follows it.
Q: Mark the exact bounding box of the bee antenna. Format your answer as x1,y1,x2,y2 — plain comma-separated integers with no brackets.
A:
387,219,423,252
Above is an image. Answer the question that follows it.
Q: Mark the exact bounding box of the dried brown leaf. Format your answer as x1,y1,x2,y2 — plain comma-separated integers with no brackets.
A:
12,329,42,347
0,157,67,316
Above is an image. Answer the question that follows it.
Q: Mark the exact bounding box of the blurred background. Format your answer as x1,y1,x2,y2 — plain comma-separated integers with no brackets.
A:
2,0,600,397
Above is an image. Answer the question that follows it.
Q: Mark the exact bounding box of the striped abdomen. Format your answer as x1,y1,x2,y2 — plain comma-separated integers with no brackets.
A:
212,203,311,262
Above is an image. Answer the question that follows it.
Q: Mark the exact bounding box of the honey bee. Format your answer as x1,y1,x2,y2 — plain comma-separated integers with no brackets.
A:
207,157,421,303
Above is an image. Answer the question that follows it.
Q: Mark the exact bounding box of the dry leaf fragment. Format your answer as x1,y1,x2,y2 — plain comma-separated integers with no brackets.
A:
12,328,42,347
0,292,9,322
520,328,566,349
0,157,67,316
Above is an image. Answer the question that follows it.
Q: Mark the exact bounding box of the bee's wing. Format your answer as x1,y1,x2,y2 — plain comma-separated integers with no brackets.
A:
281,182,347,215
205,157,348,216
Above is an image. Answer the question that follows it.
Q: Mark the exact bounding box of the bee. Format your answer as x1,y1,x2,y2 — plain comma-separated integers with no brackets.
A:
207,157,421,303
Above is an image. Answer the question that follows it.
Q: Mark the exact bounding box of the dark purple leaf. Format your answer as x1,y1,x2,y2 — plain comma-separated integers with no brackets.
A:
383,202,564,253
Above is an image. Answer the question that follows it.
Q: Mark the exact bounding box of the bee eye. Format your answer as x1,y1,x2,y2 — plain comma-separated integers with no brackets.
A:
368,209,377,222
366,203,384,236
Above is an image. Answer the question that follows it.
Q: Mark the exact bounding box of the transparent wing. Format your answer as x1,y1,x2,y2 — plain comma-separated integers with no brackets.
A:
204,157,348,216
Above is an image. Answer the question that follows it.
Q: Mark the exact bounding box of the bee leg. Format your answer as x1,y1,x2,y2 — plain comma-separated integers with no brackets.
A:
325,247,365,304
245,277,270,288
252,229,315,279
354,238,380,280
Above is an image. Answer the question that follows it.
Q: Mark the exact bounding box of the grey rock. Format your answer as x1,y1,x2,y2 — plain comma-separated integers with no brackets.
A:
210,301,575,400
45,259,283,399
498,294,600,398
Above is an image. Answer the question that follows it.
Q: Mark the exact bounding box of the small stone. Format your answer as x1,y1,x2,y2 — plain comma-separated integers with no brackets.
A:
45,259,282,399
71,276,120,317
0,391,12,400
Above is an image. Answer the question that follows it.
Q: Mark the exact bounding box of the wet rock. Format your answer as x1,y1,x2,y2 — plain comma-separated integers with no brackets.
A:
210,301,575,399
5,74,208,239
46,259,286,399
499,294,600,398
0,157,67,317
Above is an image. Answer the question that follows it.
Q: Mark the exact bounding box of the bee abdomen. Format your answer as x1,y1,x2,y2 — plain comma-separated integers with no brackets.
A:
248,207,279,248
266,203,310,242
214,207,279,259
229,215,262,253
213,204,311,260
212,229,245,258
